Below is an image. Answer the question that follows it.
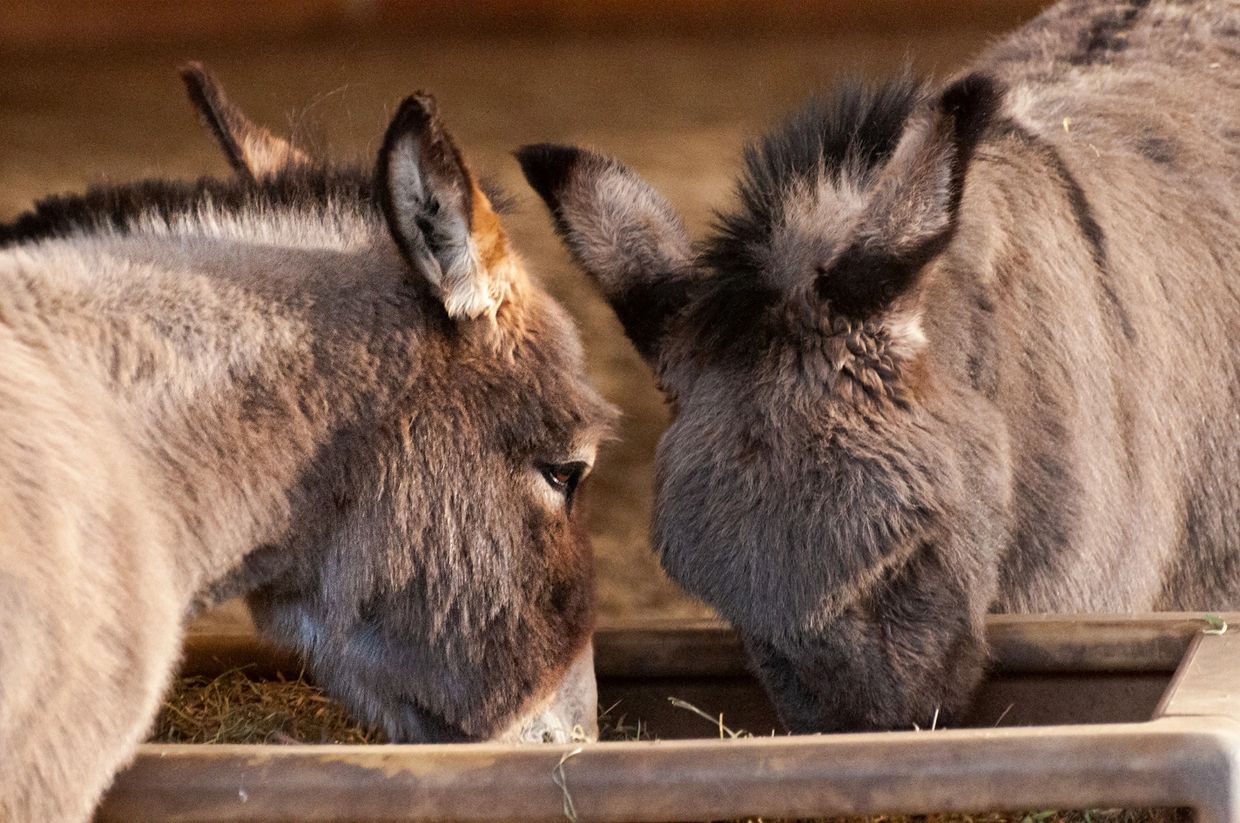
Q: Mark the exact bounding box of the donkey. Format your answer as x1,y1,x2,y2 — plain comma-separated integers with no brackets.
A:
0,65,612,821
519,0,1240,734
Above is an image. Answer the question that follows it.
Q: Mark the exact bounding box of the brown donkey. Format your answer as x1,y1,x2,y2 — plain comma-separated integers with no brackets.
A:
0,66,611,821
519,0,1240,734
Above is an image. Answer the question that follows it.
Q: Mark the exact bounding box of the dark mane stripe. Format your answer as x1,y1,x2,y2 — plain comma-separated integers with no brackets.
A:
1,165,516,251
0,165,376,249
1069,0,1152,66
994,118,1135,343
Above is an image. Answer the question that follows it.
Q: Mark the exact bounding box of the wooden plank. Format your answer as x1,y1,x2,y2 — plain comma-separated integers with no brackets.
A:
103,719,1233,822
985,612,1212,673
179,633,301,679
1157,631,1240,721
594,621,743,677
182,613,1224,679
1153,631,1240,821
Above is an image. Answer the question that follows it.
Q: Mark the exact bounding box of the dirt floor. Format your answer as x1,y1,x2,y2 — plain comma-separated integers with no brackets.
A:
0,22,1031,624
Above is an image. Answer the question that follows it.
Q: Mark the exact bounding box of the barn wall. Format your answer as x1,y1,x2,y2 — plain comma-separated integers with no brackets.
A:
6,1,1050,51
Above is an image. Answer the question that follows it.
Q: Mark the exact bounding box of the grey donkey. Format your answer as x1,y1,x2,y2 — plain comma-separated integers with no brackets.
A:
518,0,1240,733
0,65,611,821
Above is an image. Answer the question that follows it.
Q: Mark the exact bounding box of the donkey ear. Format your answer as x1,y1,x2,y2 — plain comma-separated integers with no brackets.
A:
180,62,311,181
516,145,694,363
377,94,515,321
816,74,1005,318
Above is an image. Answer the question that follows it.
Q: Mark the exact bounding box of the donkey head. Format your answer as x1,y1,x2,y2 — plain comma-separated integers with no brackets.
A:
183,67,613,743
519,75,1013,733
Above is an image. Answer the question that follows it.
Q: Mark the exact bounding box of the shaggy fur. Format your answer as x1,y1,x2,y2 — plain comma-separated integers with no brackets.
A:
0,68,611,821
520,0,1240,734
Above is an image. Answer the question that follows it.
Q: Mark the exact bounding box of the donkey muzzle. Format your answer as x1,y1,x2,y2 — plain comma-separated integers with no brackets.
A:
497,641,598,743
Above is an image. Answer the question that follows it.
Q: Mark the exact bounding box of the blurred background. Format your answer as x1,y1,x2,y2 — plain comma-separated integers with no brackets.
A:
1,0,1049,627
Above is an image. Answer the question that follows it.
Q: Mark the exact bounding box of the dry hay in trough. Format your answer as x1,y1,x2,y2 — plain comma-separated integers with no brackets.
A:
151,668,381,745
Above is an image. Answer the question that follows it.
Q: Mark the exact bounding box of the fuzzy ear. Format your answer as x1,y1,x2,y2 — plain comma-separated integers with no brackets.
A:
517,145,694,362
816,74,1005,318
377,94,516,321
179,62,310,181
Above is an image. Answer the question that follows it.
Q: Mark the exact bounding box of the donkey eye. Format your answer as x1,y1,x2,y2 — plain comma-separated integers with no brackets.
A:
541,462,587,500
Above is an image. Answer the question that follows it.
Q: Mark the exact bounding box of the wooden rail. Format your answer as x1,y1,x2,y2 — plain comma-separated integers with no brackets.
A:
181,612,1208,679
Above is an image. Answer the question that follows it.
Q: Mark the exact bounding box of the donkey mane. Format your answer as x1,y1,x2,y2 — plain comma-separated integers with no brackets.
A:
0,166,376,248
0,166,514,249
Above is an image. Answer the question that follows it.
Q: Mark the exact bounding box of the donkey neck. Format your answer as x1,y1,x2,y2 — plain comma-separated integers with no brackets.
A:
0,217,418,604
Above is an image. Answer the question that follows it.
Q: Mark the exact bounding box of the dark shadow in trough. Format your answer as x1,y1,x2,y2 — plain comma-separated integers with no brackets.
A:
598,669,1174,740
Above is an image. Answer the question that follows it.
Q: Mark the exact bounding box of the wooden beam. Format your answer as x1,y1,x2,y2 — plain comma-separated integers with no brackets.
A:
103,718,1237,822
182,613,1217,680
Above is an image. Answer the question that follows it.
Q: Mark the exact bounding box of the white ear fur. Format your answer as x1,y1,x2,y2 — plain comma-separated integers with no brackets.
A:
885,306,929,358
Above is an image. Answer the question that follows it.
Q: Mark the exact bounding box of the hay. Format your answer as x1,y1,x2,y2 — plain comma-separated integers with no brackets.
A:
597,699,652,742
151,668,381,745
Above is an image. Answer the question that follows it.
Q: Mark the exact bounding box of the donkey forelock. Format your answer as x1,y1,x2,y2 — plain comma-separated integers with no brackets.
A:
704,76,927,288
692,75,1003,356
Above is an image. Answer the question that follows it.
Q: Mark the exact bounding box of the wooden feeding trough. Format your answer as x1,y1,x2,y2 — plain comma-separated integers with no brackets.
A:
99,613,1240,822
